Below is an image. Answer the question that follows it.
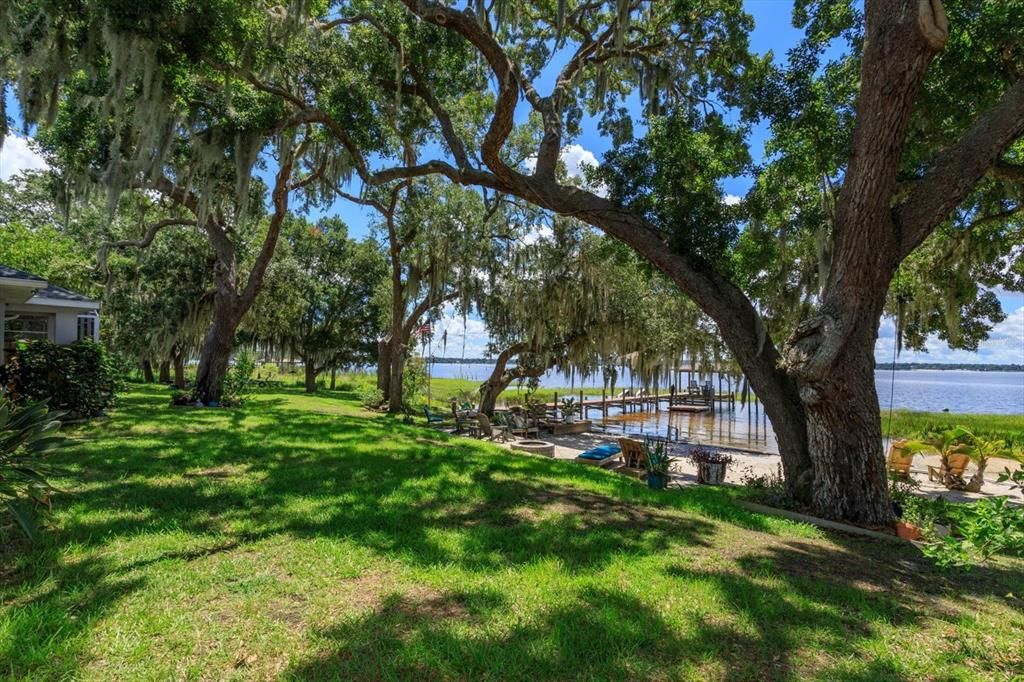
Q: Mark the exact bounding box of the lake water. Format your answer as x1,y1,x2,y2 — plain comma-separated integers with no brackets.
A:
428,364,1024,454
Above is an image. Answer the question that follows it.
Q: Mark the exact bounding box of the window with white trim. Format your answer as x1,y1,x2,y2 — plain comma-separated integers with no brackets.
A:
77,314,98,341
4,314,50,352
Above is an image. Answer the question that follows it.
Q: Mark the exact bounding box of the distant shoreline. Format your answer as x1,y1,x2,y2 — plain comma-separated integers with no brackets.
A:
429,357,1024,372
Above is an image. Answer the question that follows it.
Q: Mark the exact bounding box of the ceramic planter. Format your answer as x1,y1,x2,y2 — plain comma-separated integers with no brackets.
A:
697,462,727,485
647,473,667,490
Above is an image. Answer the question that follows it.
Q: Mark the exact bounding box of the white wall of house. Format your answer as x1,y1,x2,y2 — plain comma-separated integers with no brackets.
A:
1,302,100,365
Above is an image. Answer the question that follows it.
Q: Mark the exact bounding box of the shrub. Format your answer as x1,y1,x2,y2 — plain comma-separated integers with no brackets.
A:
360,386,385,410
0,340,121,419
0,399,65,540
402,357,428,407
918,496,1024,569
220,348,257,407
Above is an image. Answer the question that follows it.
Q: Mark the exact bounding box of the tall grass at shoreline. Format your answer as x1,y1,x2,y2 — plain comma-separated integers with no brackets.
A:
883,410,1024,461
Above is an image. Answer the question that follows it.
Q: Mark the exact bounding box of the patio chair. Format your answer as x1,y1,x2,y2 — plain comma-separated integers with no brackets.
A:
476,413,510,442
618,437,648,470
886,440,914,480
422,406,451,428
505,410,539,438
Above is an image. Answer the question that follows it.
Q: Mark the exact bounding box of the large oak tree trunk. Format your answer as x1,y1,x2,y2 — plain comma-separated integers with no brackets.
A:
194,286,243,404
478,374,510,417
478,343,530,416
158,361,171,384
172,348,185,389
387,348,406,413
377,337,393,395
141,359,155,384
799,342,892,525
304,361,318,394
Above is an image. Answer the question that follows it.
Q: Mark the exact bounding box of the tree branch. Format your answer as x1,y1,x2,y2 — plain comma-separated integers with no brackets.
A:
400,0,521,183
897,77,1024,256
990,159,1024,182
103,218,197,249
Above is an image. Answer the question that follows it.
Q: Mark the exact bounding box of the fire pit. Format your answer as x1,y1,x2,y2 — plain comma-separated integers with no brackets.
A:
511,440,556,457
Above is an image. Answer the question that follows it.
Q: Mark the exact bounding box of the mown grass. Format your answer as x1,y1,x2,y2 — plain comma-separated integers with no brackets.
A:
883,410,1024,462
4,386,1022,680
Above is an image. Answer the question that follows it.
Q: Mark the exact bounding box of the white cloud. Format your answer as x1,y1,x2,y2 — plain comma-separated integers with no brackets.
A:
429,306,491,359
524,143,608,197
559,144,598,180
0,135,48,181
723,194,742,206
522,223,554,246
875,305,1024,365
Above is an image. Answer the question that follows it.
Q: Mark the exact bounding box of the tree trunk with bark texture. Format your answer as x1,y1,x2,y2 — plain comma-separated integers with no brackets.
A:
172,348,185,389
478,343,530,416
377,337,393,395
387,348,406,413
330,367,337,390
141,359,155,384
798,334,892,524
304,361,318,393
158,361,171,384
194,285,243,404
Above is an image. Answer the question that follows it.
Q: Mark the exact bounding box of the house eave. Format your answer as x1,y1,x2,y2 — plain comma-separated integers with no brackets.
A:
23,296,101,310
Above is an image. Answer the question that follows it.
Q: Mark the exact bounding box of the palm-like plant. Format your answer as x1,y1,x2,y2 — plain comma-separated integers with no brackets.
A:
904,427,975,489
964,437,1009,493
0,399,66,540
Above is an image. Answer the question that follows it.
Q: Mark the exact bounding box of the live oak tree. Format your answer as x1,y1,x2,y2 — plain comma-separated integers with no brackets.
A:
342,179,502,412
476,219,720,416
2,1,352,403
217,0,1023,523
245,216,388,393
474,219,611,416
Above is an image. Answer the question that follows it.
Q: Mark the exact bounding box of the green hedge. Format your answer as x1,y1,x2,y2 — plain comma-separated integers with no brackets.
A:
1,340,122,419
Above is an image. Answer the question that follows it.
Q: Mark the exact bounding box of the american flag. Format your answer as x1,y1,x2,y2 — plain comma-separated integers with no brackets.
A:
416,323,431,337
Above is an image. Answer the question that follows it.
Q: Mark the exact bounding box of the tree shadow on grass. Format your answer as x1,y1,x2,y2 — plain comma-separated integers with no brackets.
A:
665,538,1024,680
8,390,1023,679
281,537,1023,681
284,585,691,681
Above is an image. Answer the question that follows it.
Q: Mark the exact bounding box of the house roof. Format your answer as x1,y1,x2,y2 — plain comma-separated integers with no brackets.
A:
0,264,99,307
36,283,97,303
0,265,47,283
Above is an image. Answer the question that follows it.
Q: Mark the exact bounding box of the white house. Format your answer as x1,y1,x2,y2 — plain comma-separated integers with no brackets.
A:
0,265,101,365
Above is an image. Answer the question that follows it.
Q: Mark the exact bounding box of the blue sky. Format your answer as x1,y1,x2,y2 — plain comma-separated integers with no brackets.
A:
2,0,1022,365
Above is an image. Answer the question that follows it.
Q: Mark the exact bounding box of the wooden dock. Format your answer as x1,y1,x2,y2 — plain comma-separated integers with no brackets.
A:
539,386,736,421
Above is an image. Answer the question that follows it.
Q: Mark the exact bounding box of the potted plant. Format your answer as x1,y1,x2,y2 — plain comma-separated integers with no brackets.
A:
559,397,579,423
645,441,671,490
688,445,734,485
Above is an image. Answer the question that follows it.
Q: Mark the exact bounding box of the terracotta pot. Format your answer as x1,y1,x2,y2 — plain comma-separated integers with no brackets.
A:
895,521,922,541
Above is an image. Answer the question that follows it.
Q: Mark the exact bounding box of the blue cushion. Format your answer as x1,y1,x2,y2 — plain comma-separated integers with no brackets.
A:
578,443,621,460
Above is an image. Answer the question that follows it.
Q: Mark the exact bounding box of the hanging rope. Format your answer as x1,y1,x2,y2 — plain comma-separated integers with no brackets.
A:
886,269,901,440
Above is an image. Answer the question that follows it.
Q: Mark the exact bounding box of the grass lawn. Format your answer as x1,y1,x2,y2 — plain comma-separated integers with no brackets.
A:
3,386,1022,680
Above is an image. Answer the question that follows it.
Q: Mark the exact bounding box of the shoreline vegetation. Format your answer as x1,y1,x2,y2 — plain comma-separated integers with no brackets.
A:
427,358,1024,372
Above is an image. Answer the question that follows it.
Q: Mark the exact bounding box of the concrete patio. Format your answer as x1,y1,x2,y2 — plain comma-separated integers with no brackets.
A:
499,431,1024,503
